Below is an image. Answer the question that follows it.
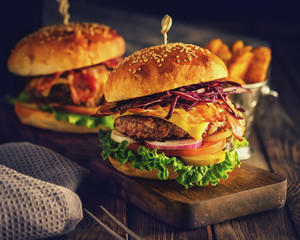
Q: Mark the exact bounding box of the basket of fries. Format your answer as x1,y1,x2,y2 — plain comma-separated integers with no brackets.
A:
205,39,278,157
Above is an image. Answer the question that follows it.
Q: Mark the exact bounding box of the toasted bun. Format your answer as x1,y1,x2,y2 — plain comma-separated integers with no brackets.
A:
8,22,125,76
15,102,110,133
108,156,178,180
105,43,228,102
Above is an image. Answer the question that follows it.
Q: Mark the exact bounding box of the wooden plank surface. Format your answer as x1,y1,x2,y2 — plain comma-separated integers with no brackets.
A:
255,101,300,239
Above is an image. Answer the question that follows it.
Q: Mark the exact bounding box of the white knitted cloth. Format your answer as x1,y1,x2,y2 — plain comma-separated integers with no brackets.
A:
0,142,89,240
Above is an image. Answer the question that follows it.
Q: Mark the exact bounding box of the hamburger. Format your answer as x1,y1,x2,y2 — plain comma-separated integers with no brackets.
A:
8,22,125,133
95,43,249,188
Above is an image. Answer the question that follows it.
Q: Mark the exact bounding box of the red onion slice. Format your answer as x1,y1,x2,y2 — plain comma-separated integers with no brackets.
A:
111,130,137,144
145,139,203,150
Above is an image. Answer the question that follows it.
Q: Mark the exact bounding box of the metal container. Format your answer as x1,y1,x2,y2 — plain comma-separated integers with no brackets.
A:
231,80,278,159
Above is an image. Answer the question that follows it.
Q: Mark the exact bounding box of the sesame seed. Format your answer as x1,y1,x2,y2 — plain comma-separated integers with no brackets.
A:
125,43,206,69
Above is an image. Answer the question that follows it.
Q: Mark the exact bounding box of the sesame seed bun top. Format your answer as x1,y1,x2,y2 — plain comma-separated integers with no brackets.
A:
105,43,228,102
7,22,126,76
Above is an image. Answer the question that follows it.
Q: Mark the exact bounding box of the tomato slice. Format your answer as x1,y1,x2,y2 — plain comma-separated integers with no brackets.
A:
181,150,226,166
128,139,226,156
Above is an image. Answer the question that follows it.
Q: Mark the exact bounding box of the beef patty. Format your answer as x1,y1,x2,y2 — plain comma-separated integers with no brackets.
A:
114,114,230,142
114,115,189,141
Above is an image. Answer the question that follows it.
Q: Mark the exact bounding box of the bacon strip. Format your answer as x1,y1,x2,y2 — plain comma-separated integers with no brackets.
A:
68,65,108,105
28,72,62,92
93,102,117,117
104,57,124,69
68,70,97,105
225,112,245,141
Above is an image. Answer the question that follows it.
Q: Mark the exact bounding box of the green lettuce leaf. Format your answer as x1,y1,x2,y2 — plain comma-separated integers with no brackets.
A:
233,137,249,149
40,105,114,129
12,91,113,129
6,90,30,105
99,130,247,189
15,90,30,103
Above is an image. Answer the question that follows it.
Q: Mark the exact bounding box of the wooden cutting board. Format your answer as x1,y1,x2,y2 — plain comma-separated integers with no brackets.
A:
89,159,287,229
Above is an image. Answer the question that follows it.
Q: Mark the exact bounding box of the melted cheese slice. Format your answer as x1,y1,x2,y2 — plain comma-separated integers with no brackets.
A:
113,102,225,141
166,113,209,141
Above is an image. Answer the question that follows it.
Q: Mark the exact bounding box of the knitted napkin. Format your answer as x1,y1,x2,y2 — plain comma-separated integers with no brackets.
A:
0,142,89,240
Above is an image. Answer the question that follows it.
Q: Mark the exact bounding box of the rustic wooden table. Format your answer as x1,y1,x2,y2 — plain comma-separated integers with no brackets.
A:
1,2,299,240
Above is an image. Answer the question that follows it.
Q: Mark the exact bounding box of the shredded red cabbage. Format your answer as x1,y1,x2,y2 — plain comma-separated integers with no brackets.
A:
112,80,251,120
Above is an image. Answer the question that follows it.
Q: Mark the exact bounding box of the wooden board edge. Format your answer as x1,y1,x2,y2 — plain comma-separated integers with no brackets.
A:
89,160,287,229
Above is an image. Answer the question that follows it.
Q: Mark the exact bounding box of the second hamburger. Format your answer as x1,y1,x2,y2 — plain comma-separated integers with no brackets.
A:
8,22,125,133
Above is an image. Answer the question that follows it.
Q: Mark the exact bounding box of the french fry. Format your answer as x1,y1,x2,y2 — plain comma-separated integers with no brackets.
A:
217,43,232,63
245,47,271,83
227,46,254,80
205,38,222,54
205,39,232,63
205,38,271,84
231,40,244,54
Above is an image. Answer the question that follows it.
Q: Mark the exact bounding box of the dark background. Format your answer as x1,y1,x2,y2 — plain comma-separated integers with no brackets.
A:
1,0,299,98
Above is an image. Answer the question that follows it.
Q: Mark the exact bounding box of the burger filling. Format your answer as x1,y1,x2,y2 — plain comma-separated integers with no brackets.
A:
25,64,110,107
96,80,250,188
15,58,123,130
114,115,229,142
24,57,123,108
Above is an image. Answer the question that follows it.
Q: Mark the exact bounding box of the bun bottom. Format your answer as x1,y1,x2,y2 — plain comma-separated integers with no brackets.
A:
108,156,179,180
15,102,107,133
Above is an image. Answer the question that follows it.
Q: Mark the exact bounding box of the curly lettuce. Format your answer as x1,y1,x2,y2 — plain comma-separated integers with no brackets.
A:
40,105,114,129
12,91,114,129
99,130,248,189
